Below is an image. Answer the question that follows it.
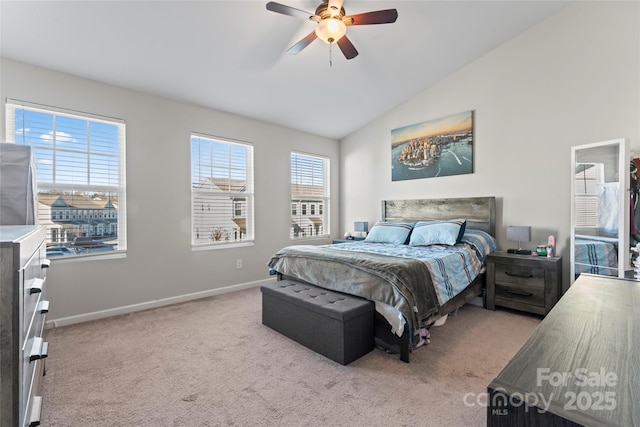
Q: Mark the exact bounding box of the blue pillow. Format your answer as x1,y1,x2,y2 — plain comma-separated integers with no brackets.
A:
459,228,497,261
409,219,466,246
364,222,414,244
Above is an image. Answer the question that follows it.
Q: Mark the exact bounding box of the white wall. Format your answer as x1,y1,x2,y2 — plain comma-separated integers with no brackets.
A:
0,58,340,322
339,1,640,291
1,1,638,321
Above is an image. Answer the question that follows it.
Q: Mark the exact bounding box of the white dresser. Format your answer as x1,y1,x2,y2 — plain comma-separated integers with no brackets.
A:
0,225,50,427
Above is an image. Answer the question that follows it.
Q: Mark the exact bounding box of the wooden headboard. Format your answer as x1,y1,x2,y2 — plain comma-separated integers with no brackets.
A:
381,196,496,236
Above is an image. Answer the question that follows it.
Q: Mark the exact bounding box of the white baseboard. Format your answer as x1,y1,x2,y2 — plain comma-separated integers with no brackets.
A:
46,279,485,328
46,278,270,328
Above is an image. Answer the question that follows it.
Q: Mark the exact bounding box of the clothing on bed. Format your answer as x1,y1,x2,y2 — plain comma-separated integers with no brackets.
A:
598,183,620,235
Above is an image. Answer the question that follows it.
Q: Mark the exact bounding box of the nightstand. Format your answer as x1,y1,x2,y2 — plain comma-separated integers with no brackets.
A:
332,237,365,244
486,252,562,316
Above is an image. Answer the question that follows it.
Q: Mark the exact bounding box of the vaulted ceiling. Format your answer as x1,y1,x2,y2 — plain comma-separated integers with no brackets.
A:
0,1,570,139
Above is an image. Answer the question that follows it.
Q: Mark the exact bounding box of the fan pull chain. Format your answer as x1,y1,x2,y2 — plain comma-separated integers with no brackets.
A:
329,43,333,67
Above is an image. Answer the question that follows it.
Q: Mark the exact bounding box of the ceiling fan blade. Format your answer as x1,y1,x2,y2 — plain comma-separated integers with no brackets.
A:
337,35,358,60
287,31,318,55
344,9,398,26
266,2,315,21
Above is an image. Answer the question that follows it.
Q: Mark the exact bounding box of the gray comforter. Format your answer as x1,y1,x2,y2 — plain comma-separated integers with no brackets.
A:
267,245,440,335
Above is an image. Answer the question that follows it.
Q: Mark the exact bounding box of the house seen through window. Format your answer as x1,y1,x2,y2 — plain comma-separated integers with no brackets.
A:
191,134,254,247
5,100,127,258
291,152,329,239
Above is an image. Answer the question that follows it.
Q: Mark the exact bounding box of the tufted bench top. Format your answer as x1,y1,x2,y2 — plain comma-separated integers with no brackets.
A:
261,280,374,322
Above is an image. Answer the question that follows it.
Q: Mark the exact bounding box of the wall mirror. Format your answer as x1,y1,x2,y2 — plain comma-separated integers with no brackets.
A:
570,138,630,284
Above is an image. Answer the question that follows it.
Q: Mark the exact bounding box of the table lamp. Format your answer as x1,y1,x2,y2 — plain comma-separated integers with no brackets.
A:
354,221,368,238
507,226,532,255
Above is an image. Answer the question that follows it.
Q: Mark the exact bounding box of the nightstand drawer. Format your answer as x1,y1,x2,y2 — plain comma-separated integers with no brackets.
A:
486,252,563,316
495,283,544,307
494,263,545,288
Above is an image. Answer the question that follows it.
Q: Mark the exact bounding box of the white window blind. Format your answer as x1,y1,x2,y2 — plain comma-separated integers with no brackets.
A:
191,134,254,247
291,152,329,239
575,163,603,228
5,100,127,258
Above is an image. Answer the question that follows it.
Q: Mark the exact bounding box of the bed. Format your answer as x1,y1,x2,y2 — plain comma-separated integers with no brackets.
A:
267,196,497,362
574,236,618,277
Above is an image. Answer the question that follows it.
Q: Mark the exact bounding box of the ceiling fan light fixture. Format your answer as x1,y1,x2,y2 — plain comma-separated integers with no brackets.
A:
267,1,398,60
315,18,346,44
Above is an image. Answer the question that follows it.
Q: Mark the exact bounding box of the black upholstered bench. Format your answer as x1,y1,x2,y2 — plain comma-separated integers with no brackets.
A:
261,279,375,365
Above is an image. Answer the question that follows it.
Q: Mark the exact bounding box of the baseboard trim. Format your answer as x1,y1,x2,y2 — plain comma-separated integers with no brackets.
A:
46,279,270,328
46,280,484,328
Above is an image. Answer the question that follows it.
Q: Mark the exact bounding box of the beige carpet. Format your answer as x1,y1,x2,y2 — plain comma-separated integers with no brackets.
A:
40,284,540,426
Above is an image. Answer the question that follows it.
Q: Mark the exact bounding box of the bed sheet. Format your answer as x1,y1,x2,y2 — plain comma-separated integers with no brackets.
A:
268,229,496,338
329,229,495,305
574,238,618,276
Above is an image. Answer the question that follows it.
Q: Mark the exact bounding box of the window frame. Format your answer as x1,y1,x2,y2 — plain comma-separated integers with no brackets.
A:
190,133,254,250
5,99,127,261
290,151,330,240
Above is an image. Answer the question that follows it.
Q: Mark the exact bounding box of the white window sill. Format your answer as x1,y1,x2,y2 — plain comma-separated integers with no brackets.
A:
290,235,331,242
48,250,127,263
192,241,255,251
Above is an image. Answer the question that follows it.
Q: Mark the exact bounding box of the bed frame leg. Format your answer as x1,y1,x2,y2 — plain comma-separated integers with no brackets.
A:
400,346,410,363
400,332,410,363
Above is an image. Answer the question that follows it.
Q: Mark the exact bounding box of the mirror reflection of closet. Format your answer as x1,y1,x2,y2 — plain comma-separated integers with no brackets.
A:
570,138,630,284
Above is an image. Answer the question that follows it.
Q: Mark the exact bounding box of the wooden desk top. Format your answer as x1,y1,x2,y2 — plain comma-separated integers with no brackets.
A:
489,274,640,426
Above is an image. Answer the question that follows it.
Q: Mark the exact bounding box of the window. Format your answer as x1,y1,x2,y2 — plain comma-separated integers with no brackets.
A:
6,100,127,258
191,134,254,247
291,152,329,239
574,163,604,228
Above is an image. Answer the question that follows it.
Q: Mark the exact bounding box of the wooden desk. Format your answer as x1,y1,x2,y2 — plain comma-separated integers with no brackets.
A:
487,274,640,426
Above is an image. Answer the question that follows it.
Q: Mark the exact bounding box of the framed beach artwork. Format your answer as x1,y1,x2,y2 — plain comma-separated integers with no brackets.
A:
391,110,474,181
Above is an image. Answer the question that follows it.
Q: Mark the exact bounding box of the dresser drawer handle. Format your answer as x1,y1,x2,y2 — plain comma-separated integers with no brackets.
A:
38,300,50,314
29,337,49,362
29,396,42,427
505,271,533,278
30,278,45,294
29,396,43,426
505,289,533,297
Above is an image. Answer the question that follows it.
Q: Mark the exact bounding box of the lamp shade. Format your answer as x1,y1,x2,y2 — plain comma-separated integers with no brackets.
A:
354,221,368,233
506,226,531,243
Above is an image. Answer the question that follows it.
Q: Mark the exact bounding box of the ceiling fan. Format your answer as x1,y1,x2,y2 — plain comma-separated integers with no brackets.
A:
266,0,398,60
